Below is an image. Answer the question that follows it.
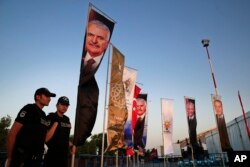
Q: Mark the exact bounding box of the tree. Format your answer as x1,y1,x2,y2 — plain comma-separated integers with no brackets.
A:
90,133,103,155
0,115,11,151
73,133,109,155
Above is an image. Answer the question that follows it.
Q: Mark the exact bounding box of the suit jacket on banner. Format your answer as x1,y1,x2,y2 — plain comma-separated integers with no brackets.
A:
74,77,99,145
134,117,145,149
216,116,233,152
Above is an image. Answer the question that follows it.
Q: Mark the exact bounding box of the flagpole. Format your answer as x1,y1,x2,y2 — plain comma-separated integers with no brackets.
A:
133,151,135,167
166,155,169,167
132,135,135,167
132,136,135,167
160,98,166,167
126,155,129,167
70,145,76,167
201,39,219,96
238,90,250,139
116,150,118,167
136,151,139,167
101,44,112,167
191,147,195,167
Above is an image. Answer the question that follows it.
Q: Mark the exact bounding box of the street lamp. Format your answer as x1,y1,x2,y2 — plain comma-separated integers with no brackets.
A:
201,39,218,96
202,39,209,47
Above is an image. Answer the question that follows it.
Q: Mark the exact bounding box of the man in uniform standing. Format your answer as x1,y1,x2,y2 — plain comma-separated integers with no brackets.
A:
6,87,56,167
44,96,72,167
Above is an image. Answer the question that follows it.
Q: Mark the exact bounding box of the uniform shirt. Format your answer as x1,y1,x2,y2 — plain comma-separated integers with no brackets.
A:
15,104,48,154
46,112,71,153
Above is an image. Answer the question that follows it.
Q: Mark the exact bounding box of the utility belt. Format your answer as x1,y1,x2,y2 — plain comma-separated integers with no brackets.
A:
30,154,43,161
13,147,44,162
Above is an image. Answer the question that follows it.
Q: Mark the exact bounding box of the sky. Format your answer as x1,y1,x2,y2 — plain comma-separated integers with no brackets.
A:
1,0,250,149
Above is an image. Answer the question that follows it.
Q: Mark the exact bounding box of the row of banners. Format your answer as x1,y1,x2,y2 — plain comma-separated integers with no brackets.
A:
72,4,150,154
73,4,233,156
161,95,233,156
105,46,149,153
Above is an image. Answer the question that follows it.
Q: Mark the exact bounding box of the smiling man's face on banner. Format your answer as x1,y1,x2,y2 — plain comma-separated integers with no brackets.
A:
85,20,110,58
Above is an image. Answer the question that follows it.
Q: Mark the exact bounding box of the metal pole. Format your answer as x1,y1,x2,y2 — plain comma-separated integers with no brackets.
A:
202,40,225,167
132,153,135,167
191,147,195,167
166,155,169,167
164,156,166,167
126,156,129,167
205,45,219,96
70,145,76,167
101,44,112,167
238,90,250,139
137,151,139,167
116,150,118,167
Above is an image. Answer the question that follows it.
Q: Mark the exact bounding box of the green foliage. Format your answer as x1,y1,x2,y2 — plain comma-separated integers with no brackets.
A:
74,133,111,156
0,115,12,151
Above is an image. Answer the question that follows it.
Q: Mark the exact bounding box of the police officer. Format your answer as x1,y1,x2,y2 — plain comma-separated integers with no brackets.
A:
6,87,56,167
44,96,72,167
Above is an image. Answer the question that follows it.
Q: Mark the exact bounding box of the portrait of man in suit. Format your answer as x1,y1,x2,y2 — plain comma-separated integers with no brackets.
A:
133,97,147,151
185,98,199,156
81,19,111,84
74,8,115,146
213,98,233,152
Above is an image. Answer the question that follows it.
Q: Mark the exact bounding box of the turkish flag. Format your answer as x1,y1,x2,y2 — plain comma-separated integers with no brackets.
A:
132,85,141,132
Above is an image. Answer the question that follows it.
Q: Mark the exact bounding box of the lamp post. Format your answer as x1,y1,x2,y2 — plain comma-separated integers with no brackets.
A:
202,39,226,167
201,39,219,96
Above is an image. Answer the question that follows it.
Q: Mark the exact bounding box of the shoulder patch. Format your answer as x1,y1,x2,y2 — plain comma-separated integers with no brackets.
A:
20,111,27,118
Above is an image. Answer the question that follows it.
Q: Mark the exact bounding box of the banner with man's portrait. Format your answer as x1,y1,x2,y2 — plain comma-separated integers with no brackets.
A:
184,97,202,158
126,85,141,156
211,94,232,152
80,5,115,84
73,4,115,146
133,94,148,153
161,98,174,155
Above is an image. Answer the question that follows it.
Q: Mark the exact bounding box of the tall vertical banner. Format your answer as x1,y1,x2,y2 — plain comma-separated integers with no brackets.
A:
126,85,141,156
132,85,141,132
184,97,199,157
133,94,148,152
73,4,115,146
106,46,127,152
211,94,233,152
123,67,137,149
161,98,174,155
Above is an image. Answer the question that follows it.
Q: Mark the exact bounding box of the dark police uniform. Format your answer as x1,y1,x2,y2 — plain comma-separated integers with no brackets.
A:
11,104,48,167
44,112,71,167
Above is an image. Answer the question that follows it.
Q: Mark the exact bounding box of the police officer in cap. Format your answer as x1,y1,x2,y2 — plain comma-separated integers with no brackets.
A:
6,87,56,167
44,96,72,167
